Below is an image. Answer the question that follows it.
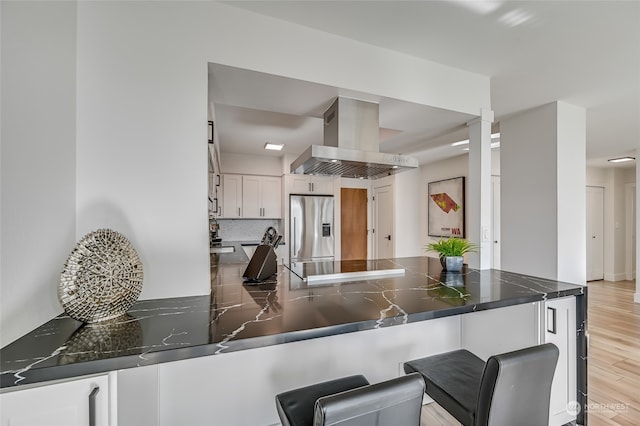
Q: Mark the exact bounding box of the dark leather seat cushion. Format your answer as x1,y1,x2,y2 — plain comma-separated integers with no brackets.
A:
404,349,485,426
275,375,370,426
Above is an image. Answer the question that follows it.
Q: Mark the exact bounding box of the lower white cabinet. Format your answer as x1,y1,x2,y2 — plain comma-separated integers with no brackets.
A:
545,296,577,426
0,373,113,426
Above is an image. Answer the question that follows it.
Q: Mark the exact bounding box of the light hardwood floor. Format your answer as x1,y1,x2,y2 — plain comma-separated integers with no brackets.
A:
420,279,640,426
586,280,640,425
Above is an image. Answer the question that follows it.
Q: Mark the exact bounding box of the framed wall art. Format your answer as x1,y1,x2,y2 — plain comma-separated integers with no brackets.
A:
428,176,465,237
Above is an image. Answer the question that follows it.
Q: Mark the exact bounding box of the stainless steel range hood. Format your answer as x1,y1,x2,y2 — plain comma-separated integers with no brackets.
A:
290,97,418,179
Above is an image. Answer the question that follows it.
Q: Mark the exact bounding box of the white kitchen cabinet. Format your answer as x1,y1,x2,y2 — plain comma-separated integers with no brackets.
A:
220,174,242,218
0,373,113,426
288,175,334,195
545,296,577,426
242,176,282,218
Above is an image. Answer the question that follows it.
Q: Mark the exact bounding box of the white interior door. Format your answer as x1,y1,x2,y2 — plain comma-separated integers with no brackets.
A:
626,183,636,280
374,185,393,259
586,186,604,281
491,176,501,269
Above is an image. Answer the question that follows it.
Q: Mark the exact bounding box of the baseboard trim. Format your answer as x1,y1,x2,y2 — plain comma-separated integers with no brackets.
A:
603,272,628,282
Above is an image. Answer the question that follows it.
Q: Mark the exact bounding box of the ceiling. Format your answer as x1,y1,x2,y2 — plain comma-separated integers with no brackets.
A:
210,0,640,168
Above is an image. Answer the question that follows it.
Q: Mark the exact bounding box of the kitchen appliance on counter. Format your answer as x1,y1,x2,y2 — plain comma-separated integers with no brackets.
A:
209,216,221,247
290,194,334,262
243,227,281,283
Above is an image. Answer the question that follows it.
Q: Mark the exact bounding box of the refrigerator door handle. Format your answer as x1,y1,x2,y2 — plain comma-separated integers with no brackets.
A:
293,216,297,256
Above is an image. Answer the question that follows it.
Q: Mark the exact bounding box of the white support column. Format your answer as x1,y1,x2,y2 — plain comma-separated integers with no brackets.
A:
467,108,493,269
500,101,586,284
635,154,640,303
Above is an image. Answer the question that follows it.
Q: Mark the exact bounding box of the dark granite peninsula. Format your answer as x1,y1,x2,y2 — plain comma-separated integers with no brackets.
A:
1,257,587,426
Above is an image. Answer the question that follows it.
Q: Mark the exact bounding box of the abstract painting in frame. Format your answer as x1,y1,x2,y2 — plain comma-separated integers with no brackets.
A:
428,176,465,237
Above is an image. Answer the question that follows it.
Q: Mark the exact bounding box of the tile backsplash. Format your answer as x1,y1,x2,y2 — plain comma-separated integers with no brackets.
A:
217,219,281,241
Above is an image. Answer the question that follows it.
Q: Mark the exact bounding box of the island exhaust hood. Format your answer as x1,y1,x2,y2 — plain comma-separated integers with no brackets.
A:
290,97,418,179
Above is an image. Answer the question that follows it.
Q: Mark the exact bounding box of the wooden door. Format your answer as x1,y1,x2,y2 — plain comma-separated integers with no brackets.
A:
341,188,367,260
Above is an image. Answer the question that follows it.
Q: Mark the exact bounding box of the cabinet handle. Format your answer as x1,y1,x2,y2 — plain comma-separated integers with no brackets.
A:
213,198,218,214
546,306,557,334
238,207,241,217
311,182,314,192
215,174,220,187
309,182,312,192
89,386,100,426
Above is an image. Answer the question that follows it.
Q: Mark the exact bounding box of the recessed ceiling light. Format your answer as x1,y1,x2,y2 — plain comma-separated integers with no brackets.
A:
608,156,635,163
264,142,284,151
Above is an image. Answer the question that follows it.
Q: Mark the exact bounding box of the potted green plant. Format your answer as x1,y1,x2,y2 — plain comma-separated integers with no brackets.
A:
425,237,477,272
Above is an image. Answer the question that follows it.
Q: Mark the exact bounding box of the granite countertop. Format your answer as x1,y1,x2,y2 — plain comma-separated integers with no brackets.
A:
0,257,584,389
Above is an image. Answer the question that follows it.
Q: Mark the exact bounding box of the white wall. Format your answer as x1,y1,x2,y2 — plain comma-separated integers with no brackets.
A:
219,152,283,176
75,0,489,298
1,1,490,344
0,2,77,347
420,155,470,258
75,2,211,301
501,102,586,284
419,150,501,260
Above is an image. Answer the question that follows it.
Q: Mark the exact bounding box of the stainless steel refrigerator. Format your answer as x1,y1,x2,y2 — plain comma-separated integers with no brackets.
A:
290,194,334,262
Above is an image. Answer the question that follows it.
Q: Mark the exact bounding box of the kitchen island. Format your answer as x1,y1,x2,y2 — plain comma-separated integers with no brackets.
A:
1,257,587,425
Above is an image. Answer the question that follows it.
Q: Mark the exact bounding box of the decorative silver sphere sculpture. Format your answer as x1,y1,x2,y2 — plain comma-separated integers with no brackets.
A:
59,229,144,323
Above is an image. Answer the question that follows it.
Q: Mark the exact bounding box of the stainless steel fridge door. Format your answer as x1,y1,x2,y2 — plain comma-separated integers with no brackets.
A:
290,195,334,261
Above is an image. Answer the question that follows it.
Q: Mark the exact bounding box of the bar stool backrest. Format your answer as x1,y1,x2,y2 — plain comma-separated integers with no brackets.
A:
313,373,425,426
475,343,560,426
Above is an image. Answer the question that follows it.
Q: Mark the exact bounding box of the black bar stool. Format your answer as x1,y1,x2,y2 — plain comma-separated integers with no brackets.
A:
404,343,559,426
275,373,425,426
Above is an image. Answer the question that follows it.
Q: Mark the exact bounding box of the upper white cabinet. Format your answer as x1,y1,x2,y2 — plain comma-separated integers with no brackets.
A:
242,176,282,218
220,174,282,219
287,175,335,195
0,374,112,426
220,174,242,218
